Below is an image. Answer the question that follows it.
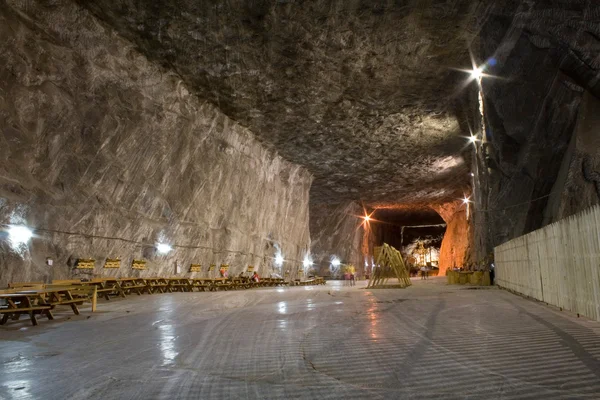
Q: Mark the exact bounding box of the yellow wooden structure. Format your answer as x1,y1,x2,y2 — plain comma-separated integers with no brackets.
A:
132,259,147,270
104,258,121,269
367,243,411,289
76,258,95,269
189,264,201,272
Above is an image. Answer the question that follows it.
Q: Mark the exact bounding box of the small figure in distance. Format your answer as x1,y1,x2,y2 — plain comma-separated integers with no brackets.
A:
252,271,260,283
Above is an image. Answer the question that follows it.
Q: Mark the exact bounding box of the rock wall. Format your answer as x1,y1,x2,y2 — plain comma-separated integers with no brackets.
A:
309,201,363,277
0,1,312,287
473,1,600,252
434,201,471,274
544,91,600,223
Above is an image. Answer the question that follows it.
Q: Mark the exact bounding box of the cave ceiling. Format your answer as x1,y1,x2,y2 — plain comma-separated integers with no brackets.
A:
81,0,483,206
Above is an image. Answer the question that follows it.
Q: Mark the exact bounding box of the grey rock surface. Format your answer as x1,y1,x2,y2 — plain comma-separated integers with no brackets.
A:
78,0,478,206
473,1,600,252
0,1,311,286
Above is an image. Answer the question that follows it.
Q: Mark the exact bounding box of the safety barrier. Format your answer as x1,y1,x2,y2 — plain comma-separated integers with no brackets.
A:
495,205,600,321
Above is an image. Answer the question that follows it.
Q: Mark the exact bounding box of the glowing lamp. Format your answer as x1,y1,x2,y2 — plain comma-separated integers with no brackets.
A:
275,254,284,266
303,256,312,269
331,258,341,267
363,215,371,222
8,225,33,245
462,197,470,205
156,243,173,254
471,67,483,80
469,135,478,144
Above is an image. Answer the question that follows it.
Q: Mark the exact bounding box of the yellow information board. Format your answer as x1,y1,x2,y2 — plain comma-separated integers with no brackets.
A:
247,265,255,272
220,264,229,271
132,259,147,270
76,258,95,269
208,264,216,272
104,258,121,269
189,264,201,272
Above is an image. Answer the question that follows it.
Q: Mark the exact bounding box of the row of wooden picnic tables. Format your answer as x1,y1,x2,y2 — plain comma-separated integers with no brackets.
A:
0,276,294,326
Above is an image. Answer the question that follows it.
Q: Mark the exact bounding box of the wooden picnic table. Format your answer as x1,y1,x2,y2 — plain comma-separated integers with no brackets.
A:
0,292,53,326
118,278,148,296
77,279,125,300
189,278,211,292
166,278,192,293
145,278,169,294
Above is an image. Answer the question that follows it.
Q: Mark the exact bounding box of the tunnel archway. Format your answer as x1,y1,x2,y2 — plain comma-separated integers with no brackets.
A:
367,207,446,276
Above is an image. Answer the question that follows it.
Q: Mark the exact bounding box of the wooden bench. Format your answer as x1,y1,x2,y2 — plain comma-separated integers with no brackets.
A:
8,281,45,289
146,278,169,294
119,278,148,296
190,279,211,292
23,286,97,315
78,279,125,300
0,293,53,326
166,278,192,292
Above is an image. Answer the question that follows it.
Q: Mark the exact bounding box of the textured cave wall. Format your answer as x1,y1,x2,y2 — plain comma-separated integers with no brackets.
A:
544,91,600,223
474,1,600,251
434,201,471,274
0,1,312,286
309,201,362,277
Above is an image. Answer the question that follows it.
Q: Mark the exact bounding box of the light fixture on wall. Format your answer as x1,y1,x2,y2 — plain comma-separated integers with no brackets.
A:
470,67,483,80
8,225,33,245
156,243,173,254
303,255,313,269
275,253,284,266
331,257,341,267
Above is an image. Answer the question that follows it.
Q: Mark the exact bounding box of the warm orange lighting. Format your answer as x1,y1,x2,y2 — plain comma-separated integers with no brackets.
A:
364,215,371,222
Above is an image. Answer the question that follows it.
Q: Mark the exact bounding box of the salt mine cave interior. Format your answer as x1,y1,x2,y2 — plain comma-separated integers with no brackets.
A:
1,1,600,398
1,0,598,284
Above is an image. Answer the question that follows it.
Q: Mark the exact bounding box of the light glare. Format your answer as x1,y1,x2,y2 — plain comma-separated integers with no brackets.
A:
8,225,33,245
275,254,284,266
471,67,483,80
156,243,172,254
303,255,312,269
331,257,341,267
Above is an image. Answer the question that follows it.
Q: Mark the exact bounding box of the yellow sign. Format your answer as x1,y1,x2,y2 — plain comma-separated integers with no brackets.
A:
189,264,201,272
298,270,304,275
220,264,229,271
247,266,255,272
104,258,121,269
208,264,216,272
77,258,95,269
132,259,147,270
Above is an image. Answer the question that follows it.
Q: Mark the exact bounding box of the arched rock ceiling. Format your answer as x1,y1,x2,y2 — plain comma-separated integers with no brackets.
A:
81,0,482,206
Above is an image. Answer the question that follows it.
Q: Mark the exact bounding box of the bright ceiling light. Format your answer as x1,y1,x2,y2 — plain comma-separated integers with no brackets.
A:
471,67,483,80
8,225,33,245
363,215,371,222
331,257,341,267
275,253,284,266
469,135,478,143
156,243,173,254
462,196,470,204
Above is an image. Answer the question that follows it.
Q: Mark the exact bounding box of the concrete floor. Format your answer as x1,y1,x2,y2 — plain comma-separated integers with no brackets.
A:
1,278,600,400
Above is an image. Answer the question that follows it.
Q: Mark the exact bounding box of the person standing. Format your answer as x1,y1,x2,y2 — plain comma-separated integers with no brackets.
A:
420,265,427,280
